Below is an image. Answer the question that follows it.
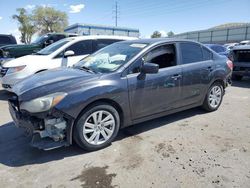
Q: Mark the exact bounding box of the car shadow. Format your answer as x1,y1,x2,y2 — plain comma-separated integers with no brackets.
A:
0,107,205,167
231,77,250,89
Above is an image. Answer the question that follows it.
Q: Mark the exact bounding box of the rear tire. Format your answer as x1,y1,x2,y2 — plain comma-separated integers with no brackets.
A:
202,82,224,112
73,103,120,151
232,75,243,81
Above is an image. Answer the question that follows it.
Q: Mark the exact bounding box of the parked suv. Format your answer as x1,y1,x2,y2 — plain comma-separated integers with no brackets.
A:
0,35,136,91
230,45,250,80
0,33,77,64
9,39,232,151
0,34,17,47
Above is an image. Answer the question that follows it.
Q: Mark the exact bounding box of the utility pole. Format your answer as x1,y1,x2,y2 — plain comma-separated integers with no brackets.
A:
113,1,119,27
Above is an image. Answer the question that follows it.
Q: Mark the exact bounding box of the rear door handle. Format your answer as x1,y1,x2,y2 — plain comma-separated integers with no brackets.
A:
171,74,182,80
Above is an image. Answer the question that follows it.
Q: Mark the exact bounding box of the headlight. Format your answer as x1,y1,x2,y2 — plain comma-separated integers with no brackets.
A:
7,65,26,74
20,92,67,113
3,51,9,58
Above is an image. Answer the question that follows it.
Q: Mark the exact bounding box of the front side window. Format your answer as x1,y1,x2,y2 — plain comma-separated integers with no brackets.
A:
36,38,72,55
180,42,203,64
75,42,148,73
31,34,49,44
66,40,93,56
128,44,176,74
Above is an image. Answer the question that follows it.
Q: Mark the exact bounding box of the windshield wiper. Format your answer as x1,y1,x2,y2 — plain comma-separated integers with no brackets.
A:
78,66,96,74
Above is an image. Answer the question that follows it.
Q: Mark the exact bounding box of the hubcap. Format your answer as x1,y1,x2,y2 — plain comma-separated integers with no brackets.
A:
208,85,222,109
83,110,115,145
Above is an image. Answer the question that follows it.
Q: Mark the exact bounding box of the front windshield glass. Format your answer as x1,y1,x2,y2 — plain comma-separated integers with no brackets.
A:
31,34,49,44
75,42,148,73
37,38,72,55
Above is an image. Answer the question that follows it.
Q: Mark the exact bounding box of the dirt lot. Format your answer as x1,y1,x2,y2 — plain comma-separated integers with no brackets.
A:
0,79,250,188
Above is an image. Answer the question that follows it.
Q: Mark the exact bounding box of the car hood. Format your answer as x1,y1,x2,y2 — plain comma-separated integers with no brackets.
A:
3,54,49,67
0,43,40,51
12,68,101,101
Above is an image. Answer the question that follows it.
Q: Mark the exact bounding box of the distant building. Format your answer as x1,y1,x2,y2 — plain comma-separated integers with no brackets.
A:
64,23,140,38
173,23,250,44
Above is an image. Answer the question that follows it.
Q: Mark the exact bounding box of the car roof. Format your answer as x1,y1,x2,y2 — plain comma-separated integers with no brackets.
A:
119,38,200,45
70,35,138,41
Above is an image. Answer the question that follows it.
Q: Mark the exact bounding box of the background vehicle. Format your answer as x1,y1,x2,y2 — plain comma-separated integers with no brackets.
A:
9,39,232,151
0,33,77,62
230,44,250,80
0,35,136,90
0,34,17,47
224,43,239,51
205,44,229,56
239,40,250,45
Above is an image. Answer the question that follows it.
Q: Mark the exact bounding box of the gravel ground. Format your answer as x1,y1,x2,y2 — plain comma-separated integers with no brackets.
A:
0,79,250,188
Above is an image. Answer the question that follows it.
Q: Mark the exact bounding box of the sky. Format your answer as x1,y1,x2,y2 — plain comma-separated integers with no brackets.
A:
0,0,249,42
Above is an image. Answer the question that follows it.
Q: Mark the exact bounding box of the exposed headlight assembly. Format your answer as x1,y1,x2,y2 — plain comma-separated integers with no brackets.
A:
3,51,9,58
7,65,26,74
20,92,67,113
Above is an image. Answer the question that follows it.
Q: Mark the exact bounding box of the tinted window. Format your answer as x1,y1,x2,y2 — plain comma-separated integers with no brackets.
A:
66,40,93,56
96,39,122,50
202,47,213,60
180,43,203,64
0,36,12,44
51,35,65,42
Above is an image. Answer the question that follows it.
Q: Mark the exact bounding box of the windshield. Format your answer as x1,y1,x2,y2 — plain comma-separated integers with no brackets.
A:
36,38,72,55
31,34,50,44
75,42,148,73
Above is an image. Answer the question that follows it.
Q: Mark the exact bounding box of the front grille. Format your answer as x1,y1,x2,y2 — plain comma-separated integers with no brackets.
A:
0,65,8,77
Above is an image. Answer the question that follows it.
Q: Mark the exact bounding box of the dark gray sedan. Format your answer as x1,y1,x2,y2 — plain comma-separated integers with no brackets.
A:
8,38,232,151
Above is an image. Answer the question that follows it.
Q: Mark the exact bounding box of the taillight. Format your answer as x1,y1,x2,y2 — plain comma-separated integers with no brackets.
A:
226,59,233,71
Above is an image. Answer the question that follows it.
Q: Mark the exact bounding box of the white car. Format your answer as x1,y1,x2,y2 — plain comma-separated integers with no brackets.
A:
0,35,136,91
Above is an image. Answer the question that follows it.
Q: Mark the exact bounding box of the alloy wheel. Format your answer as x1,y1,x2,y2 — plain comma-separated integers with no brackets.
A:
208,85,222,109
83,110,115,145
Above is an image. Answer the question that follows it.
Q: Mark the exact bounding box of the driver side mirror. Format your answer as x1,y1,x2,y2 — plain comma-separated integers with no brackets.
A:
61,50,75,67
141,63,159,74
63,50,75,58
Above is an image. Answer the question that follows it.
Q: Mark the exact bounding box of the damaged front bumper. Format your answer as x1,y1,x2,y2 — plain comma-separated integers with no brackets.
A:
8,97,74,150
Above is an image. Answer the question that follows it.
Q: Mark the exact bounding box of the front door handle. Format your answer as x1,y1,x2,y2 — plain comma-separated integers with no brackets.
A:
171,74,182,80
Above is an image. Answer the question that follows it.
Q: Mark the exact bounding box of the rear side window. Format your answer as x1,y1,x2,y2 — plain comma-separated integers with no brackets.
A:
180,43,203,64
51,35,65,42
96,39,122,50
202,47,213,60
0,36,15,44
66,40,93,56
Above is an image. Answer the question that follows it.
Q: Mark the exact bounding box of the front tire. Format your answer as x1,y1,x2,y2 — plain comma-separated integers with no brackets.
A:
202,82,224,112
73,103,120,151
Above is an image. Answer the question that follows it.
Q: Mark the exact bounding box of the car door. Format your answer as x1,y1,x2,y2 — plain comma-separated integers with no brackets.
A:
179,42,214,106
64,40,93,66
127,43,183,120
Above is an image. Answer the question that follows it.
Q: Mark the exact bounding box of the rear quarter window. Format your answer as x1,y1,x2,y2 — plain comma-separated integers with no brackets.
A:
202,47,213,60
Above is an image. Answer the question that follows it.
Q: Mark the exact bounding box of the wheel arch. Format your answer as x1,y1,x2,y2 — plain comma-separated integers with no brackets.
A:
69,98,125,145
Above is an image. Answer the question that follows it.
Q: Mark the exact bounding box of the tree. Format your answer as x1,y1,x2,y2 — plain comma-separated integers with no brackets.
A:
12,8,36,44
151,31,162,38
167,31,175,37
32,6,68,35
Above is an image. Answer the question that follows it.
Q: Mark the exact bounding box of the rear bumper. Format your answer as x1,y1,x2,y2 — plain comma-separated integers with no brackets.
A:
8,100,75,150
